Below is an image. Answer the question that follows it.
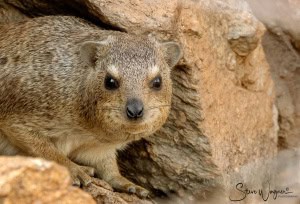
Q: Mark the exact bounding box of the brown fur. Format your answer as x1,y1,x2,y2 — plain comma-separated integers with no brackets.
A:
0,16,182,197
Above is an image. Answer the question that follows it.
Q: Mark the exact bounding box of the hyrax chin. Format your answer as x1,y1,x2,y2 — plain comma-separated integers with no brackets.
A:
0,16,182,197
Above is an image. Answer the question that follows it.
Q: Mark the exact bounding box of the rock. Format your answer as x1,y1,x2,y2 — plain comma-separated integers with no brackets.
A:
227,13,259,57
261,31,300,149
3,0,178,33
81,0,179,34
245,0,300,151
0,156,152,204
0,156,95,204
247,0,300,51
118,0,277,199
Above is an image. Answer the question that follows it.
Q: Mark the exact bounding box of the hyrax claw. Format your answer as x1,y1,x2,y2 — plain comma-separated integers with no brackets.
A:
69,164,92,186
106,175,149,198
136,187,150,198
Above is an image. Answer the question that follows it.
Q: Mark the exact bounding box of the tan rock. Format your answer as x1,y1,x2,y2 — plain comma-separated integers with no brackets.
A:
0,156,95,204
0,156,151,204
4,0,178,34
261,31,300,149
247,0,300,150
247,0,300,42
117,0,278,199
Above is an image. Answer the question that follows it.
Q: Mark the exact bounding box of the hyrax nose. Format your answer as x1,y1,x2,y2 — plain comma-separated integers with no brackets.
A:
126,98,144,120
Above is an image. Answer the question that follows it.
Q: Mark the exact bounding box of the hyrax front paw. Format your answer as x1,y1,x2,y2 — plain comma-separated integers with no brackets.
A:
79,165,95,177
108,175,149,198
69,164,94,186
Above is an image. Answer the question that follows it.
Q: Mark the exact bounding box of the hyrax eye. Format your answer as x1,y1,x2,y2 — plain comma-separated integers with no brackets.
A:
104,75,119,90
150,76,162,90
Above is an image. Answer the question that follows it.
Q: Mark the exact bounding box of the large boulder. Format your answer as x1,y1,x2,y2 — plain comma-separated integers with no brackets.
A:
0,156,95,204
246,0,300,150
0,156,152,204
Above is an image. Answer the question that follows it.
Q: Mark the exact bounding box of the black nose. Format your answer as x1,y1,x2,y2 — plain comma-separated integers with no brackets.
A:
126,98,144,120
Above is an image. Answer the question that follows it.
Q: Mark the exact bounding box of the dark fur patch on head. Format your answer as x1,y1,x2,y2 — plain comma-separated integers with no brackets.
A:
0,57,8,65
13,55,20,63
44,52,54,61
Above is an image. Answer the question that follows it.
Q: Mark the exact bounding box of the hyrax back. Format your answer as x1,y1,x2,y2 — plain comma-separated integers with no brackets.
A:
0,16,181,197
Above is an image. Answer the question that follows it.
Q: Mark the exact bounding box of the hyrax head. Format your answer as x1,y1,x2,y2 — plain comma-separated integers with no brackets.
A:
79,34,182,137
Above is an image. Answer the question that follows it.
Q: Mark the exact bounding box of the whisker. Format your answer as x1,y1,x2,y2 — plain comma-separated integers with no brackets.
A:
147,104,171,110
142,92,168,95
99,104,171,112
100,107,122,111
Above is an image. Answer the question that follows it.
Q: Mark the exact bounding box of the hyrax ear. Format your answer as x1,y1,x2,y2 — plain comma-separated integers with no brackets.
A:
161,42,182,67
79,37,113,68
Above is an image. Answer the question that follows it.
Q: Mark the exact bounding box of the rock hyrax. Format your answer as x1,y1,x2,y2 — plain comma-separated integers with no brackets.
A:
0,16,182,197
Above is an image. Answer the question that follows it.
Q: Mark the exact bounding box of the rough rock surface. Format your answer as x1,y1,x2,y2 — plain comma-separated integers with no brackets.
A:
0,156,95,204
246,0,300,150
0,156,152,204
247,0,300,50
1,0,299,203
3,0,178,32
262,32,300,149
120,0,278,199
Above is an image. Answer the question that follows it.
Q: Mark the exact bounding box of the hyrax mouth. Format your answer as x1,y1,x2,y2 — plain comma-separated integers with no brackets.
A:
124,124,148,135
